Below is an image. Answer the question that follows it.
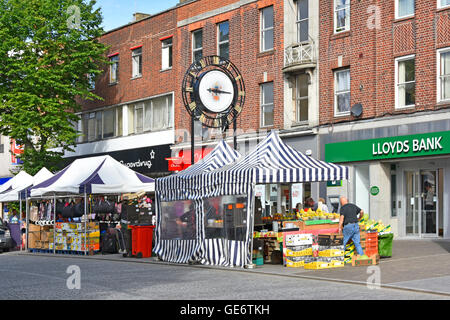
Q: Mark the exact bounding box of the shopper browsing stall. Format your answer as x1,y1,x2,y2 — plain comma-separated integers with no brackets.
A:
338,197,364,258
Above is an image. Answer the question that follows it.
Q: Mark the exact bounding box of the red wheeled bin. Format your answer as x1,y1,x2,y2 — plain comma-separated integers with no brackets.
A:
129,225,155,258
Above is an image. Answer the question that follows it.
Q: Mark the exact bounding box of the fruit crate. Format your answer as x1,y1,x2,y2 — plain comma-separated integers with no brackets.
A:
319,248,345,257
352,254,380,267
285,247,313,257
329,260,345,268
304,261,331,270
285,259,305,268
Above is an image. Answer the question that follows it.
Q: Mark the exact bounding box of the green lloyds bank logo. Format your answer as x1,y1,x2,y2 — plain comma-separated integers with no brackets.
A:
372,136,443,156
325,131,450,163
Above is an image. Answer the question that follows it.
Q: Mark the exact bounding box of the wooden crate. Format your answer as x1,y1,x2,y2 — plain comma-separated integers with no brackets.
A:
352,254,380,267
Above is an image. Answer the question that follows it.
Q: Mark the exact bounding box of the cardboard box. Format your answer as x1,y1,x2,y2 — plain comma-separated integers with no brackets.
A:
352,254,380,267
285,246,313,257
318,233,343,246
284,233,313,246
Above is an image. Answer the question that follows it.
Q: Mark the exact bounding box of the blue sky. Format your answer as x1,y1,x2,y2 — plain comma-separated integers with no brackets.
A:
94,0,180,32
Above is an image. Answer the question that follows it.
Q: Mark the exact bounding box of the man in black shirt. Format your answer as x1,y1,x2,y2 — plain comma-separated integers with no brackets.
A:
339,197,364,257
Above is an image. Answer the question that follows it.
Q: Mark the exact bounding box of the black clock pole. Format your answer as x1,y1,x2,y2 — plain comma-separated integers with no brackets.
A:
191,115,195,166
233,118,237,150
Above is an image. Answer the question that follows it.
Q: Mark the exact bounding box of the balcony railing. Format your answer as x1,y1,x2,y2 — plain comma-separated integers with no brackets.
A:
284,42,316,71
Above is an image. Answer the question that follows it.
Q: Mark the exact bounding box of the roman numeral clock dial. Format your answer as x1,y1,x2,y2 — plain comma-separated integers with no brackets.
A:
182,56,245,130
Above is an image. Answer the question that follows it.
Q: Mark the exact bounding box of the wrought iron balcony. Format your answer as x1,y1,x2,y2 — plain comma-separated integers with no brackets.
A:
283,42,316,73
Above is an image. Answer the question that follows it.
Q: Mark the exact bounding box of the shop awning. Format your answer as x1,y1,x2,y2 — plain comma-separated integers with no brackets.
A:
30,155,155,197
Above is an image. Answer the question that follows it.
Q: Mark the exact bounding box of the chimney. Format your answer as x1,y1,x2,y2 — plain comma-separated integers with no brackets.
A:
133,12,151,22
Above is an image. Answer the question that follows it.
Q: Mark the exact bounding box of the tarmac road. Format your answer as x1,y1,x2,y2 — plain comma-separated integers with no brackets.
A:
0,252,448,301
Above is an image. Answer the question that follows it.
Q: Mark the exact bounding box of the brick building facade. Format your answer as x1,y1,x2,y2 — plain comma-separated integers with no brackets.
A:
319,0,450,238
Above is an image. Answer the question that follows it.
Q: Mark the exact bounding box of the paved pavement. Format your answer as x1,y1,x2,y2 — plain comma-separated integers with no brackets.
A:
15,239,450,297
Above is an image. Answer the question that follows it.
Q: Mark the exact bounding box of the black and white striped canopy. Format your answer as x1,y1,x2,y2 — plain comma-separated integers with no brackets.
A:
207,130,348,189
156,140,241,201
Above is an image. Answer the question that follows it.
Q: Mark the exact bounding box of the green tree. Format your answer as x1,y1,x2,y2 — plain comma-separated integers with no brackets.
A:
0,0,108,175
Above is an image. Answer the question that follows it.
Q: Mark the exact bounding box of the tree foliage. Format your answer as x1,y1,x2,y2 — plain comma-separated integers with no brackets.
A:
0,0,108,175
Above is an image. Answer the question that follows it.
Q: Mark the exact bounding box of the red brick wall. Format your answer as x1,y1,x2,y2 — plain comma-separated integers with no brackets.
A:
319,0,450,126
80,0,285,135
81,10,177,111
176,0,284,133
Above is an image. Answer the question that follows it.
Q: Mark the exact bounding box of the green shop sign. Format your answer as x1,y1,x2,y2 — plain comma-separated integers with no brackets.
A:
370,186,380,196
325,130,450,163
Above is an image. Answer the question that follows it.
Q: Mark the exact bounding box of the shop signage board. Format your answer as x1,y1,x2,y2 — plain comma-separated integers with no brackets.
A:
370,186,380,196
325,130,450,163
62,144,172,174
327,180,342,187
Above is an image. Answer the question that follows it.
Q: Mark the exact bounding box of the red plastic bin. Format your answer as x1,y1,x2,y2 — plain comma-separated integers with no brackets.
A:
130,225,155,258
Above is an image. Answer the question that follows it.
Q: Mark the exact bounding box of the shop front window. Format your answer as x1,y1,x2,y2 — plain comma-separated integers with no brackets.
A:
160,200,196,240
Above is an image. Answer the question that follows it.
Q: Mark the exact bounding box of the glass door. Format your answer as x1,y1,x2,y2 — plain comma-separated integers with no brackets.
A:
405,170,440,237
405,171,419,235
420,170,438,236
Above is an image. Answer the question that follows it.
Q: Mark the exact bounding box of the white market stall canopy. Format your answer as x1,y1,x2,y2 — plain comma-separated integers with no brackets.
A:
0,170,33,196
30,155,155,197
0,167,54,202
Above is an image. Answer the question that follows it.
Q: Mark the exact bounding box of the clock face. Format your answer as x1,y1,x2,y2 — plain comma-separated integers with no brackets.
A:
182,56,245,129
198,70,235,113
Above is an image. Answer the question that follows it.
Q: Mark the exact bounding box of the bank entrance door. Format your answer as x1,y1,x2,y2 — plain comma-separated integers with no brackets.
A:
405,170,440,237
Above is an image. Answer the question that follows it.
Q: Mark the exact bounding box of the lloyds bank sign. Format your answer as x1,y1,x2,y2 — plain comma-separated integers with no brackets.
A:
325,131,450,163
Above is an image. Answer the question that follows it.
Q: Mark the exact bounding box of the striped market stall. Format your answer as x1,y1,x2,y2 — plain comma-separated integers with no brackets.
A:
155,131,349,268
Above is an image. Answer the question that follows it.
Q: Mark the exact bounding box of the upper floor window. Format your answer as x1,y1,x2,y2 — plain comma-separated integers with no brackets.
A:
334,0,350,33
396,0,415,19
80,107,122,143
297,0,309,42
109,54,119,84
438,48,450,102
218,21,229,59
261,82,274,127
192,29,203,62
395,55,415,108
334,68,351,116
131,47,142,78
260,6,274,52
128,94,173,135
438,0,450,8
87,73,96,91
161,37,173,70
294,73,309,123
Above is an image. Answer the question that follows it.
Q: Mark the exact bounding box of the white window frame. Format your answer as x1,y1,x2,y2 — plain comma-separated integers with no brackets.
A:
161,37,173,70
334,68,351,116
395,54,416,109
260,6,274,52
131,47,142,78
395,0,415,20
334,0,350,34
109,55,119,84
437,47,450,103
192,29,203,62
438,0,450,9
217,21,230,59
260,82,274,128
295,74,309,123
297,0,309,43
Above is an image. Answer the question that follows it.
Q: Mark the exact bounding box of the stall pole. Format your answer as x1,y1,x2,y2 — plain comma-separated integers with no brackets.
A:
25,195,29,251
84,192,87,256
19,194,23,250
53,195,56,255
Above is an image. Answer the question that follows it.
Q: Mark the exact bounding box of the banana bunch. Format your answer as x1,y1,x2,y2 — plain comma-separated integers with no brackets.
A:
359,214,392,233
297,209,340,221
